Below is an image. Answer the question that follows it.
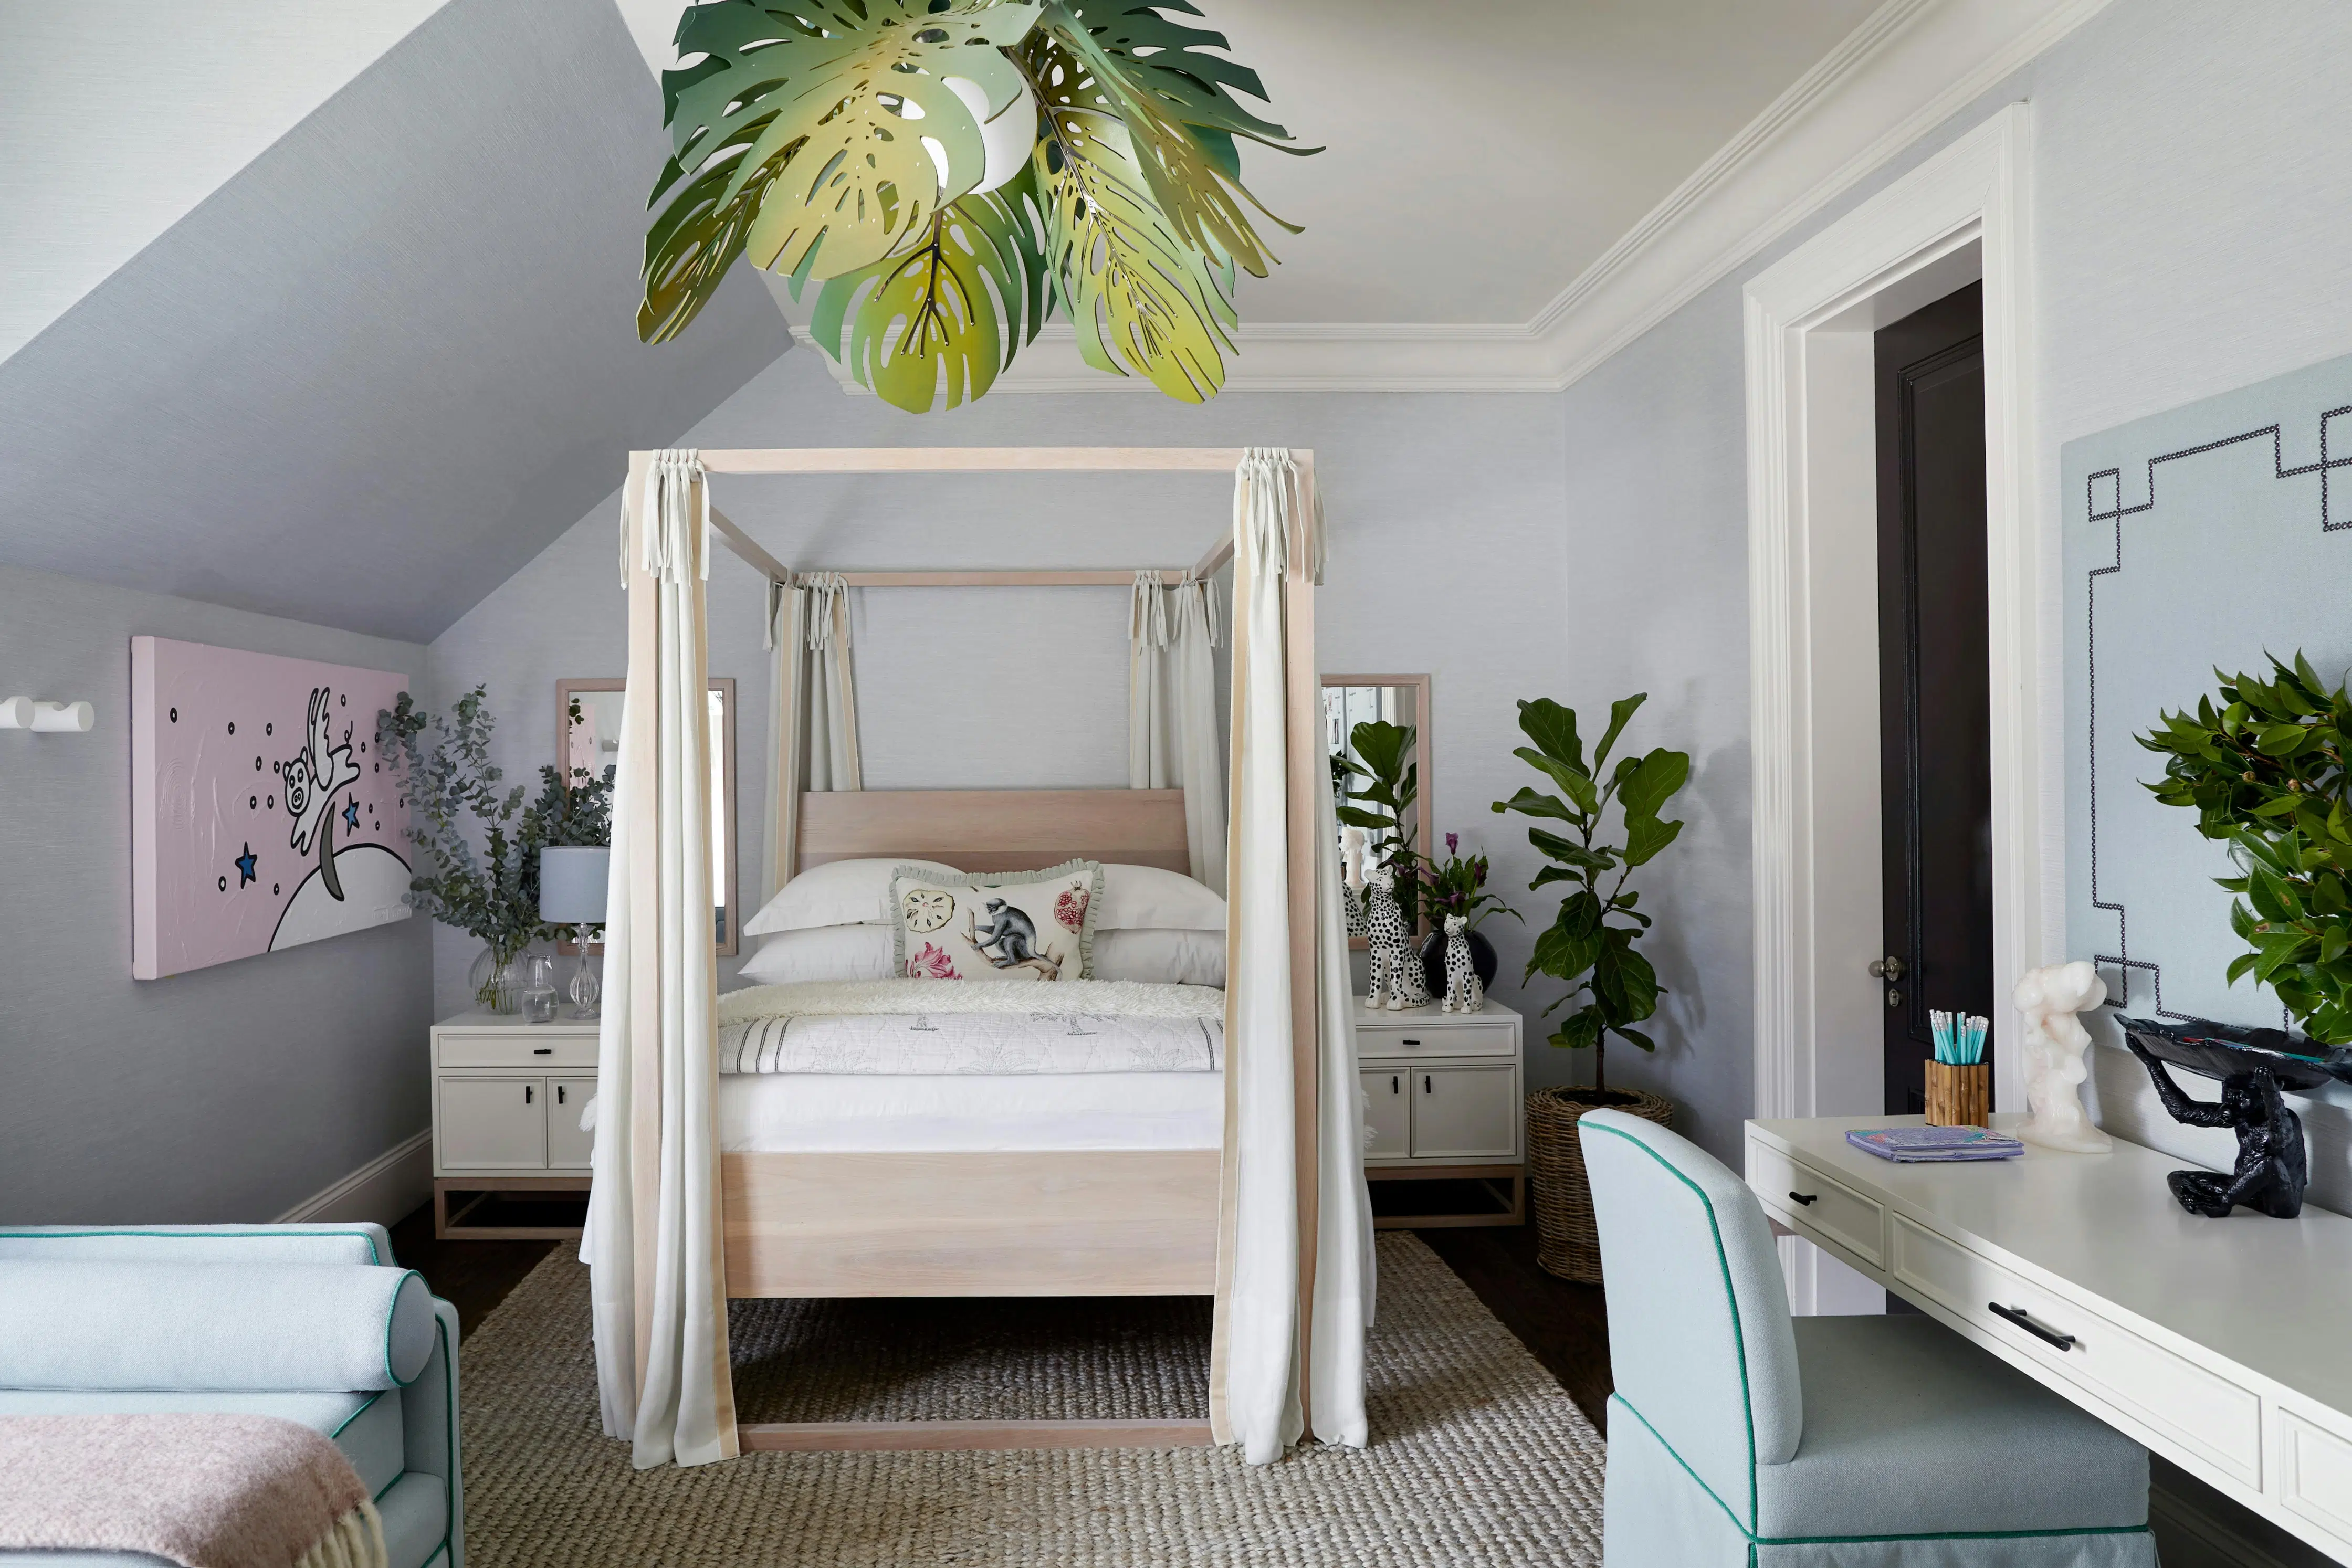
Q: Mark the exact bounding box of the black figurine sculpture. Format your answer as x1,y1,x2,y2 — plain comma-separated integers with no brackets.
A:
2117,1017,2324,1219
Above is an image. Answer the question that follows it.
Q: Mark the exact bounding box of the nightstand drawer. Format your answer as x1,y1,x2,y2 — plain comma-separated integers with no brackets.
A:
1355,1021,1516,1060
437,1029,599,1068
1891,1215,2263,1488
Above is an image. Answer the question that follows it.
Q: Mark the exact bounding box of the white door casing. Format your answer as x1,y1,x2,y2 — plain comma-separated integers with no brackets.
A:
1744,103,2047,1311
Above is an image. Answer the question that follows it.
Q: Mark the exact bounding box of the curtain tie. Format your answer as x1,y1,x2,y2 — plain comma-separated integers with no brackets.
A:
802,572,849,651
623,449,710,586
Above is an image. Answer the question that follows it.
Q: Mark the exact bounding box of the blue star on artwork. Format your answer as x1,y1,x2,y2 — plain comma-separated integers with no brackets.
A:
343,799,361,833
234,843,258,886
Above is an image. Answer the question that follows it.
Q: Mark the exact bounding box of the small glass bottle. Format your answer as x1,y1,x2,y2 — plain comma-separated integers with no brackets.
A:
519,952,559,1025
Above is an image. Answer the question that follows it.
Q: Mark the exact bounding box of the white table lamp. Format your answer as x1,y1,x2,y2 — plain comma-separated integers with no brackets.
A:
539,846,609,1019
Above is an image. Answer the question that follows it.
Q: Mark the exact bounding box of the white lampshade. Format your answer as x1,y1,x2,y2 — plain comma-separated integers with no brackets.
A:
539,846,610,924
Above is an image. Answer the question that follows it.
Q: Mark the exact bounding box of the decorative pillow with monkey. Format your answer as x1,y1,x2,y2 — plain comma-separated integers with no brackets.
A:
889,861,1102,983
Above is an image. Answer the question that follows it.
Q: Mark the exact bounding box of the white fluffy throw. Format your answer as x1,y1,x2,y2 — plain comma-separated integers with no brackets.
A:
718,977,1224,1024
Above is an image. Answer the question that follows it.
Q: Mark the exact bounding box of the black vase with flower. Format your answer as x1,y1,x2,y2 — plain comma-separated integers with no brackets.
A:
1412,832,1518,997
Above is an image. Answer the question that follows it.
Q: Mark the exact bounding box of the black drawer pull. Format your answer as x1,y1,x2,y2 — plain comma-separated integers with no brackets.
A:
1989,1302,2075,1351
1400,1038,1421,1046
1788,1191,1818,1206
533,1046,553,1055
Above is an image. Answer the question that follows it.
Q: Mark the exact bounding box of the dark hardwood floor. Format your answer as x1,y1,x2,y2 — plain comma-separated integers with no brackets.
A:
388,1204,1612,1432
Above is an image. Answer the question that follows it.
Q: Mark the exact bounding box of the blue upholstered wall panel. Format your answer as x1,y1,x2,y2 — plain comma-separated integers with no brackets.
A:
2064,352,2352,1032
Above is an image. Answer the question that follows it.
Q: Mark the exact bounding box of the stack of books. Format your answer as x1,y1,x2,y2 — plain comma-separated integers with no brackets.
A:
1845,1125,2023,1163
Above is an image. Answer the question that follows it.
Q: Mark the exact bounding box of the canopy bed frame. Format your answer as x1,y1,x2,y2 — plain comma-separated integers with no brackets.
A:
592,446,1364,1466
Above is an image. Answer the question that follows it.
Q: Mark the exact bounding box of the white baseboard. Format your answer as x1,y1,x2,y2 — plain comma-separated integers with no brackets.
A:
275,1130,432,1227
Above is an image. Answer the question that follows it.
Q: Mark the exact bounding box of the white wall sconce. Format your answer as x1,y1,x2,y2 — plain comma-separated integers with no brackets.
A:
0,697,96,732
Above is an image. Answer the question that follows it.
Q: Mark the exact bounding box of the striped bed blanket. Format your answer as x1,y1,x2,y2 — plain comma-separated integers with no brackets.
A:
715,978,1227,1076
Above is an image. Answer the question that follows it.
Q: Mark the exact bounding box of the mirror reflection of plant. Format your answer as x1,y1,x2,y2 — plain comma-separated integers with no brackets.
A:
1420,832,1519,932
1493,694,1689,1092
1335,719,1420,929
2138,654,2352,1044
379,687,616,1007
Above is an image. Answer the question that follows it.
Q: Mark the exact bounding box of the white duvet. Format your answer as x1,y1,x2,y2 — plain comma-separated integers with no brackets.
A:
711,976,1230,1152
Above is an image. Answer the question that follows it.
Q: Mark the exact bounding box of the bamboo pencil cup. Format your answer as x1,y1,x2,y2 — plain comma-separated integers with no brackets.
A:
1924,1061,1991,1127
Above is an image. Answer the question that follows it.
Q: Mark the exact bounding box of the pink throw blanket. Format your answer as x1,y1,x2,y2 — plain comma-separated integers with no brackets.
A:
0,1414,386,1568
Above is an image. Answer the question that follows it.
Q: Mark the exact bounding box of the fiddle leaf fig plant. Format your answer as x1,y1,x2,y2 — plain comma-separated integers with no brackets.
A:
2137,653,2352,1043
1493,694,1689,1091
638,0,1312,412
1335,719,1421,931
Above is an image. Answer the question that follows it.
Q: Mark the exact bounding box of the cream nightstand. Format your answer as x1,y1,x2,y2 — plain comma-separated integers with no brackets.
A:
1355,996,1524,1227
430,1010,596,1239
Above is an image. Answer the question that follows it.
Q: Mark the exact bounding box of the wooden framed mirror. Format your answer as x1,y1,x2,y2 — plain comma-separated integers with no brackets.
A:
1322,673,1433,944
558,677,739,956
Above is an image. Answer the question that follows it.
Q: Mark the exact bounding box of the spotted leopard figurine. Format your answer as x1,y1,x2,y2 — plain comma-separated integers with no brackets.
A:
1440,913,1482,1014
1362,862,1429,1010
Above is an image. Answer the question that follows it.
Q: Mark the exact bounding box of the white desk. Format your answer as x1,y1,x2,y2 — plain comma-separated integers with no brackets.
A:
1747,1114,2352,1565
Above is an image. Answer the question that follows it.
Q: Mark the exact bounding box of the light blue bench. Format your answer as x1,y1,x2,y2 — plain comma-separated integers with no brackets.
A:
0,1223,460,1568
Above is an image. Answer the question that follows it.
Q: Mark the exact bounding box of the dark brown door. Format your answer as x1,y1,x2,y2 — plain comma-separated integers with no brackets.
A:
1876,282,1993,1116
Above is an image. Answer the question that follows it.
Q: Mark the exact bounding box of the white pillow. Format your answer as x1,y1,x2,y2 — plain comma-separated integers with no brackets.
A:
1091,927,1226,988
734,924,897,985
1095,864,1227,931
741,858,960,935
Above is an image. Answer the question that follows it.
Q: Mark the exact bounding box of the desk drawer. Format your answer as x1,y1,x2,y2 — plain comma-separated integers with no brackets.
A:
1747,1139,1884,1268
1355,1021,1515,1060
2277,1410,2352,1552
437,1030,600,1069
1891,1215,2262,1488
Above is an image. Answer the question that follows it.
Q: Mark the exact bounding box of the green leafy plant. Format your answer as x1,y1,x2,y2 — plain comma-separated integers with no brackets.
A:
1493,694,1689,1091
1419,832,1519,932
638,0,1311,412
2137,653,2352,1043
1335,719,1421,931
379,688,615,1007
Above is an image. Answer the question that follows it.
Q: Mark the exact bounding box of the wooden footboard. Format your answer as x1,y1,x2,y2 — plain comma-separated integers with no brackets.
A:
721,1149,1221,1298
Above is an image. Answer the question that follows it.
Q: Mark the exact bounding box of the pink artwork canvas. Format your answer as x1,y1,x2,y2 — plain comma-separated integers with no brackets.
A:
131,637,412,978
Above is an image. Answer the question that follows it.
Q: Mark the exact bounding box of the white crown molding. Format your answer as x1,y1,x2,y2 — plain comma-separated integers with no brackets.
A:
782,0,2108,398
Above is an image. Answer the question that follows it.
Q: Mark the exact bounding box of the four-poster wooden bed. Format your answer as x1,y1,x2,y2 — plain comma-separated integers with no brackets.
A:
593,446,1364,1464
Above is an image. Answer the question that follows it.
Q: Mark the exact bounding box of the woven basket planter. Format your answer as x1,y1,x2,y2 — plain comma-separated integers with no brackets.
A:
1526,1085,1675,1283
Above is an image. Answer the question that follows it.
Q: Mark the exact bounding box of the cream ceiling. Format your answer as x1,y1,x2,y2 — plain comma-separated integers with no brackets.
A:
611,0,1884,325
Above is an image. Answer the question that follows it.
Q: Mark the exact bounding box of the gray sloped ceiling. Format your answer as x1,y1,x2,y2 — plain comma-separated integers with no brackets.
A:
0,0,792,643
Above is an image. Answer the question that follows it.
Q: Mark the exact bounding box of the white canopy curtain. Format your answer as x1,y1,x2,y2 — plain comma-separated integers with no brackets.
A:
1212,448,1372,1461
1129,570,1227,895
761,570,862,905
586,448,738,1468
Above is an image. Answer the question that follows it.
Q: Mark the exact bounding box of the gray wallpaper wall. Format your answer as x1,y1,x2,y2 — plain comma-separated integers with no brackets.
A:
427,352,1580,1050
0,564,433,1223
1550,0,2352,1175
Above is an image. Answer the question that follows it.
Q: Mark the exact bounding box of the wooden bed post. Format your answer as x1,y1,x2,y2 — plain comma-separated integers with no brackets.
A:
1283,451,1321,1439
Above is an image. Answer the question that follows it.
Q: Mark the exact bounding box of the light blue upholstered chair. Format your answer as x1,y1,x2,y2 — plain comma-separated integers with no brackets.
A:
0,1223,461,1568
1579,1110,2155,1567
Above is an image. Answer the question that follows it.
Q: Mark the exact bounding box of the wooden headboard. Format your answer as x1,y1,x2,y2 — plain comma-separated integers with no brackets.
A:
797,788,1189,875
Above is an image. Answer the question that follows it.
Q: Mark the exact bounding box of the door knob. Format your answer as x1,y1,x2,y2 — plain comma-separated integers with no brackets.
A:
1868,955,1907,982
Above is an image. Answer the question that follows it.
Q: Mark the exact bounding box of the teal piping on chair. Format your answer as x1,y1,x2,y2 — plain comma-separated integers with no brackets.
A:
1584,1119,1760,1532
1609,1393,2152,1551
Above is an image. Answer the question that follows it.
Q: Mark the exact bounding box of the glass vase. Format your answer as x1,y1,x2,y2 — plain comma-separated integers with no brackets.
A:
470,947,521,1014
519,953,559,1025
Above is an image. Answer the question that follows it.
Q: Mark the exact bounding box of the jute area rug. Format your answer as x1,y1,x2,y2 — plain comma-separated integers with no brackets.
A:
460,1234,1606,1566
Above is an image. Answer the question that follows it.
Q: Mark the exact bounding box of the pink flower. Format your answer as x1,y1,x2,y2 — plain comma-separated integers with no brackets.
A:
1055,887,1089,931
907,942,960,980
1446,832,1460,855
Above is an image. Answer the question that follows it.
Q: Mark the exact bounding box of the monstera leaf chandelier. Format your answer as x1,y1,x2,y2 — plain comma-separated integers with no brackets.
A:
637,0,1311,413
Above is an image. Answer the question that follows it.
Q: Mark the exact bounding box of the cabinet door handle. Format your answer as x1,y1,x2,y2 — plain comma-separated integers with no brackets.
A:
1424,1074,1433,1094
556,1085,566,1104
1391,1075,1400,1095
524,1084,533,1104
1989,1302,2075,1350
1788,1191,1818,1206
